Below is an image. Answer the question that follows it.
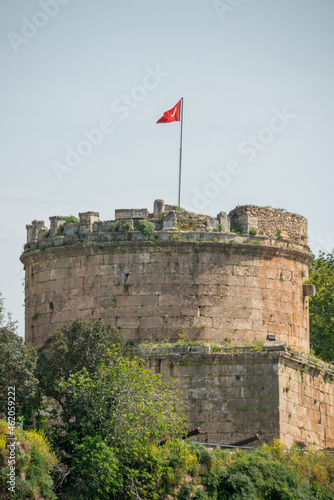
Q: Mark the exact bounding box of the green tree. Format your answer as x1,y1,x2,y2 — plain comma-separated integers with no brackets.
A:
36,318,137,406
56,355,186,453
0,292,17,334
0,294,38,425
70,436,123,499
0,419,58,500
308,251,334,362
50,354,186,498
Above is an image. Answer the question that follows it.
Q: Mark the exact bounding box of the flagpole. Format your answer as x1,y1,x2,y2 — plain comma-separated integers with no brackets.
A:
178,97,184,207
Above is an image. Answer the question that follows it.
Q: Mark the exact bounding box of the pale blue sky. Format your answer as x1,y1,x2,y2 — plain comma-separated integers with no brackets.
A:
1,0,334,336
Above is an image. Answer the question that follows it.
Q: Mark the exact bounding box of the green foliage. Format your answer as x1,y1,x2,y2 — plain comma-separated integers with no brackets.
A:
43,230,50,238
260,440,334,497
71,436,123,499
249,227,257,236
206,444,333,499
177,483,194,499
56,356,186,451
230,226,244,237
276,228,283,240
52,355,187,497
64,215,79,224
0,295,38,425
193,490,210,500
0,293,17,333
177,220,200,231
136,220,156,237
37,319,136,406
123,221,132,230
69,437,200,500
189,442,215,467
109,222,119,232
263,206,287,212
308,251,334,362
169,232,180,241
0,420,58,499
159,438,200,489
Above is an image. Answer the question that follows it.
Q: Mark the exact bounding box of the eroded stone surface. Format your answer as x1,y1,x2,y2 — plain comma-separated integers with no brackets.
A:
145,349,334,449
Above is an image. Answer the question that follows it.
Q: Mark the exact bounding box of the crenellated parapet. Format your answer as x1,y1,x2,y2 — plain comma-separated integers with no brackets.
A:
229,205,308,243
23,200,309,253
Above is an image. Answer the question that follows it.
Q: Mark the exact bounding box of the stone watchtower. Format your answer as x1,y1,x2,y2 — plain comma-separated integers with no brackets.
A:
21,200,334,449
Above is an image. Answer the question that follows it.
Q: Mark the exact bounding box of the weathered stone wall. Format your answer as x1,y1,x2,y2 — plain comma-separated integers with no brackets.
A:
229,205,308,243
278,354,334,449
145,347,334,449
146,349,281,445
21,241,311,351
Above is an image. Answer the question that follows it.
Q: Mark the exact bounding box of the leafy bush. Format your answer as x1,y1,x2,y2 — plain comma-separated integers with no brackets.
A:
204,441,334,500
37,319,136,404
0,419,58,500
308,251,334,362
64,215,79,224
207,452,310,499
109,222,119,232
70,436,122,499
177,483,194,499
194,489,210,500
160,438,200,488
230,226,244,236
189,442,215,467
0,326,38,425
261,440,334,496
136,220,156,237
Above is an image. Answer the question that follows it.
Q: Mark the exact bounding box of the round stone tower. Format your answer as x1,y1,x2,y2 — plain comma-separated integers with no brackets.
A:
21,200,313,352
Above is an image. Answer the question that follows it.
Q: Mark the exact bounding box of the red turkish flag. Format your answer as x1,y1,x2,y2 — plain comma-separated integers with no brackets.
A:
156,100,181,123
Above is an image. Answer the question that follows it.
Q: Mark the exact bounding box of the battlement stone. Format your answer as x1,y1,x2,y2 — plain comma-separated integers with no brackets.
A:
162,211,177,230
115,208,149,220
49,216,67,237
29,220,47,242
217,212,230,232
229,205,307,242
79,211,99,234
23,200,310,253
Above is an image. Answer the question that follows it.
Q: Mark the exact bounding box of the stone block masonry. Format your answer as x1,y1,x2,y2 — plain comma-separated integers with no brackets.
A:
21,200,312,350
145,346,334,449
278,352,334,448
229,205,308,243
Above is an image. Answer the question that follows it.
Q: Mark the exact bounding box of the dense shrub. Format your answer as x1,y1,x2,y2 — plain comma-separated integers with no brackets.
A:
308,251,334,362
0,419,58,500
64,215,79,224
136,220,156,237
204,441,334,500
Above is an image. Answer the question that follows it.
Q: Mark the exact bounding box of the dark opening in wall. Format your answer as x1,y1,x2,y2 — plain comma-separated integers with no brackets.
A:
122,273,130,284
49,302,54,312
